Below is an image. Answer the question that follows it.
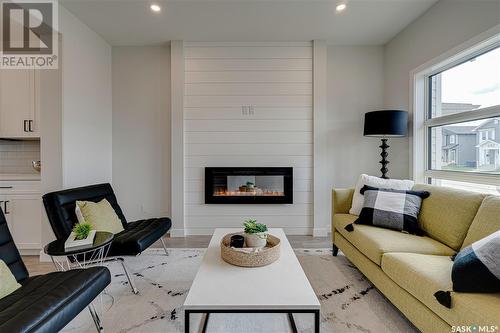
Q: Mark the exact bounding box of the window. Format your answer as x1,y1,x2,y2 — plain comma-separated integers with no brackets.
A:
428,47,500,118
480,130,487,141
430,179,500,195
414,39,500,191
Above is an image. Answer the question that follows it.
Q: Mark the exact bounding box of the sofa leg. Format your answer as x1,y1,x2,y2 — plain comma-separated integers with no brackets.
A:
118,258,138,294
88,303,103,332
332,243,339,256
160,237,168,256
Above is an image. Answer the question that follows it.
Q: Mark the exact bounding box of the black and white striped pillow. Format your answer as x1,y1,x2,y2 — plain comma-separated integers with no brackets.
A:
434,230,500,308
345,185,429,235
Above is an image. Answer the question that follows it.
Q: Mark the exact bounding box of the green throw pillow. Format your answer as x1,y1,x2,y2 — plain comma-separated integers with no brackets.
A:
76,199,125,234
0,259,21,299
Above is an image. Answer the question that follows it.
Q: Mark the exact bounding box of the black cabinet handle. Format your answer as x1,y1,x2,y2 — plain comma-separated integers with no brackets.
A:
23,120,28,132
3,201,9,215
0,186,13,189
28,120,33,132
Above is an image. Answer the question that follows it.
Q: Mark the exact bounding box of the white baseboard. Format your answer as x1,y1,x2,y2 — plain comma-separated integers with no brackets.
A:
170,228,186,237
39,250,52,262
38,250,69,263
18,248,41,256
312,228,328,237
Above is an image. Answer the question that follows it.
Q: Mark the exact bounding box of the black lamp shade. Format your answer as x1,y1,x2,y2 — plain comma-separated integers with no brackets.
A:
364,110,408,137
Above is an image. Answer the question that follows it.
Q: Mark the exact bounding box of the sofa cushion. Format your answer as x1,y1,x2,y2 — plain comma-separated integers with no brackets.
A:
352,185,429,235
412,184,485,250
452,231,500,293
462,195,500,249
381,253,500,328
0,260,20,299
350,174,414,215
334,213,455,266
77,199,125,234
0,267,110,333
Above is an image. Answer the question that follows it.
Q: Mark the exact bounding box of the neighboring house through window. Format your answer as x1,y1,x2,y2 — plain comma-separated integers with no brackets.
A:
412,32,500,194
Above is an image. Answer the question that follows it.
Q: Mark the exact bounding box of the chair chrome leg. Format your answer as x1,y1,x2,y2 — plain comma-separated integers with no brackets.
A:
160,237,168,256
118,258,138,294
88,303,103,332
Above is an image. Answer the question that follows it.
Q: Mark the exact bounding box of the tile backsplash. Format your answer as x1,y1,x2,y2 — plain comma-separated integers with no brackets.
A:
0,140,40,174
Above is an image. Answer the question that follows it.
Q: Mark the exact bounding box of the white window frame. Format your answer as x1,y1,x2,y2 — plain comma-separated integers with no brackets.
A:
411,27,500,186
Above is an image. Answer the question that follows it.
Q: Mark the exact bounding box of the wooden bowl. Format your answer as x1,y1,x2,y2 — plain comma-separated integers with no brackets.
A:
220,232,280,267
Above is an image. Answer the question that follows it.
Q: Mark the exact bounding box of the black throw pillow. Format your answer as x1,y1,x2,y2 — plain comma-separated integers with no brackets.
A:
434,230,500,308
345,185,429,235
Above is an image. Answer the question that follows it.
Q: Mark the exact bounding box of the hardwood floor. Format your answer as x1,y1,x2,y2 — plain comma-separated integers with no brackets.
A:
22,255,56,277
22,234,331,276
153,234,331,249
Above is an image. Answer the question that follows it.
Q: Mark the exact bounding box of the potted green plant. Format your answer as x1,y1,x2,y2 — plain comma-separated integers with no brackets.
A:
243,219,268,248
72,223,93,240
64,223,97,251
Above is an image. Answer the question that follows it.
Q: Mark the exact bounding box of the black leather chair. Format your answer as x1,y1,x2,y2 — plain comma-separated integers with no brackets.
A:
0,208,111,333
42,183,172,294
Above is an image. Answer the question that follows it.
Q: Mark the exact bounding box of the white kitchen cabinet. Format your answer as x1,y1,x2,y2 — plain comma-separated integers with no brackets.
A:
0,69,40,138
0,181,41,251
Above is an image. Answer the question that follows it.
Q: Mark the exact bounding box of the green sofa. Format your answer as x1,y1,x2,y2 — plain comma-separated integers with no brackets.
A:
331,184,500,332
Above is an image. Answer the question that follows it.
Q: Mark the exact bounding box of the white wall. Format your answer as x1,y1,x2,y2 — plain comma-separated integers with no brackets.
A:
384,0,500,178
40,53,62,250
112,46,171,221
40,7,113,251
183,42,313,235
326,46,386,187
60,5,113,188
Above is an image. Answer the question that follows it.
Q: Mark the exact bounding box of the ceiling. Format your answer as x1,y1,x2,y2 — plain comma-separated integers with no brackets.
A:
60,0,438,46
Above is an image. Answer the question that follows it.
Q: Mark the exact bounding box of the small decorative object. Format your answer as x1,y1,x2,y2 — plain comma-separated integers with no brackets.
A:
243,219,268,248
345,185,429,235
64,223,96,251
220,232,280,267
364,110,408,179
73,222,93,240
31,160,41,172
229,234,245,248
246,181,255,189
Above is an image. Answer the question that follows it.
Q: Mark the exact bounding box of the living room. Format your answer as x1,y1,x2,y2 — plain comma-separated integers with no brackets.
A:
0,0,499,332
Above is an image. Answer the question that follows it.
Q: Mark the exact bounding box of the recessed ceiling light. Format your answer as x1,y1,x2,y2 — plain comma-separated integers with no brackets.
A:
150,4,161,12
336,3,347,12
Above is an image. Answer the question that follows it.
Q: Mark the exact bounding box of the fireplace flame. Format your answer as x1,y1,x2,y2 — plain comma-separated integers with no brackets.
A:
214,189,285,197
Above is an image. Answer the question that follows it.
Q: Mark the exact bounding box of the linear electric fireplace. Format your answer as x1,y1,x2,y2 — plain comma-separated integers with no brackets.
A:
205,167,293,204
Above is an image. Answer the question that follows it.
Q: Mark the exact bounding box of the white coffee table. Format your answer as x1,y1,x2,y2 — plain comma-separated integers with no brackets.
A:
183,228,320,333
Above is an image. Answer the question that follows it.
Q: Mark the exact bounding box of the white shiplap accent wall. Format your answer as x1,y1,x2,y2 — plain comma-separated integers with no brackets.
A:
184,42,313,235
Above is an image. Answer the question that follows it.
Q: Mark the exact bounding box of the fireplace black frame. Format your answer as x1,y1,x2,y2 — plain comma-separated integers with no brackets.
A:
205,167,293,204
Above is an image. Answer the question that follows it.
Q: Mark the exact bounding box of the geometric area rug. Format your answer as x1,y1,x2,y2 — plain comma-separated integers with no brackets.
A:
62,248,417,333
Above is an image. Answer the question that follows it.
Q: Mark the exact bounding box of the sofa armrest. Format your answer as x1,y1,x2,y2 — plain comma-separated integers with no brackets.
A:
332,188,354,215
331,188,354,243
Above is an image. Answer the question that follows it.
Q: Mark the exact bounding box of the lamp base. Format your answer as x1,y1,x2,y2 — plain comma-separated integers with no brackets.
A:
379,138,389,179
